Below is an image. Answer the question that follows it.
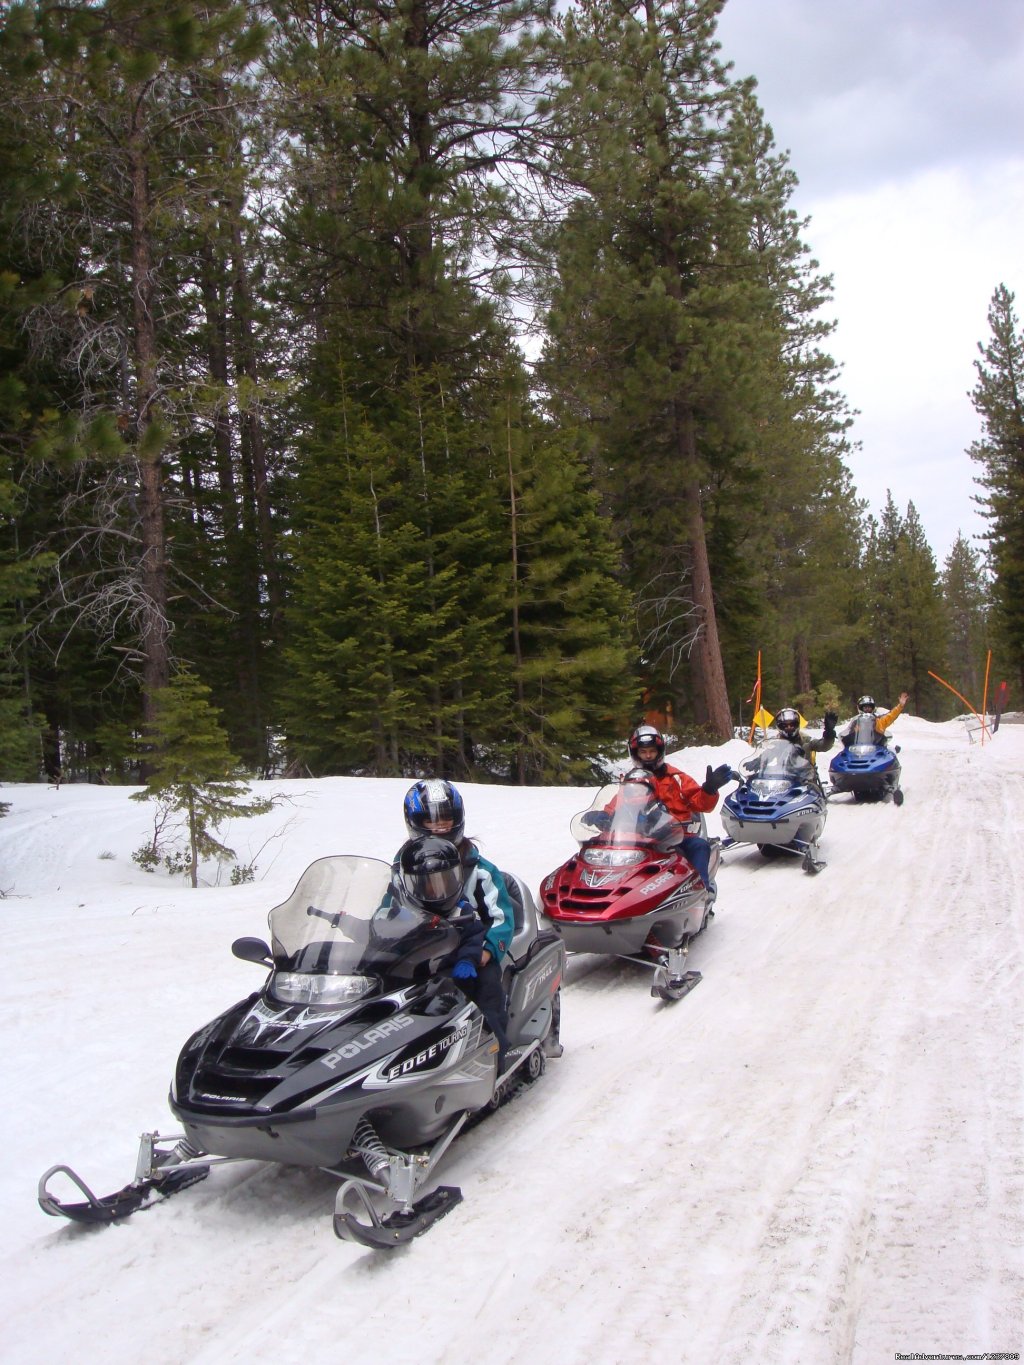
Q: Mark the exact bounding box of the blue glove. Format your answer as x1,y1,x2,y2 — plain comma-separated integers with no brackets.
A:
451,959,477,980
581,810,610,829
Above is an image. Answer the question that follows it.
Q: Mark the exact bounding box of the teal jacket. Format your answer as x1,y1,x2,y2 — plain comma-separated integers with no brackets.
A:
462,844,516,964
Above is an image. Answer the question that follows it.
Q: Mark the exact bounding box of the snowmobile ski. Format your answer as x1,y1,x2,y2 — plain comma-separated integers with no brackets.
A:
334,1181,463,1249
38,1158,209,1226
651,967,702,1002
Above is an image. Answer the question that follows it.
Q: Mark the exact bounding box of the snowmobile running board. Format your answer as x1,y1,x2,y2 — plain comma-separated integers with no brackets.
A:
719,836,826,874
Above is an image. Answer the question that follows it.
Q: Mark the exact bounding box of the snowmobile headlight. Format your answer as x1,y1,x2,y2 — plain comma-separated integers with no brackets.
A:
581,847,645,868
269,972,379,1006
750,779,791,798
849,744,876,756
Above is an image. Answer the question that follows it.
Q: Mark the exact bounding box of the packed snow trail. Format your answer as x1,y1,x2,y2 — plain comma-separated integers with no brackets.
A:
1,719,1021,1365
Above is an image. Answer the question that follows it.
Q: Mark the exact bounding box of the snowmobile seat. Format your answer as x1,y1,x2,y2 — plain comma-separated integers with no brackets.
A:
503,871,525,931
503,871,544,963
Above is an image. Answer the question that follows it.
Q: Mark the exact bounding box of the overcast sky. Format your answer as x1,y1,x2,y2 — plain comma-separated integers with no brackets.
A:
715,0,1024,563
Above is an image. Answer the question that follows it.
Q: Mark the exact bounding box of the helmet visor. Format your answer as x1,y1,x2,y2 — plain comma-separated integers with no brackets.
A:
403,864,463,912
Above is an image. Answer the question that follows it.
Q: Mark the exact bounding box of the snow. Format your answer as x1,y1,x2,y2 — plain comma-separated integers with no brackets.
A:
2,718,1022,1365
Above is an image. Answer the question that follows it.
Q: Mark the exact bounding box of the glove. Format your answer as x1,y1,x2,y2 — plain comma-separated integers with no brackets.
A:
823,711,838,729
581,810,610,830
701,763,733,794
451,959,477,981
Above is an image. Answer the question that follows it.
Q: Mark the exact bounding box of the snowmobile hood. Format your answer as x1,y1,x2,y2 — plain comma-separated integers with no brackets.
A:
171,856,472,1120
171,979,468,1118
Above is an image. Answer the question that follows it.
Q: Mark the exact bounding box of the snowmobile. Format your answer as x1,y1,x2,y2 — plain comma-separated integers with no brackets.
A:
720,737,828,873
828,714,904,804
38,855,564,1249
539,776,719,1002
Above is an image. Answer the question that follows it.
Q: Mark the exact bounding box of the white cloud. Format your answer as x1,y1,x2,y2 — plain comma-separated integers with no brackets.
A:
716,0,1024,560
804,161,1024,557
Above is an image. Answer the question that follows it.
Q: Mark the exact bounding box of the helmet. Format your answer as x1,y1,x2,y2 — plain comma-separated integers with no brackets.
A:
620,767,657,801
628,724,665,771
403,779,465,843
857,695,876,713
775,707,800,739
398,836,465,914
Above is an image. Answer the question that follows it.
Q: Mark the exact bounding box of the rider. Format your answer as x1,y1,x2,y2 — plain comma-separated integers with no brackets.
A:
774,706,838,766
395,834,509,1064
841,692,910,742
584,767,686,844
618,724,732,903
401,779,515,1035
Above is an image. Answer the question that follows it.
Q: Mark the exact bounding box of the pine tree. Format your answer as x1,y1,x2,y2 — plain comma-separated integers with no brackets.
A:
969,283,1024,693
500,390,636,782
272,0,564,776
280,372,511,776
713,87,861,716
941,533,991,710
540,0,855,738
132,667,273,887
862,495,946,716
1,0,270,764
539,0,737,736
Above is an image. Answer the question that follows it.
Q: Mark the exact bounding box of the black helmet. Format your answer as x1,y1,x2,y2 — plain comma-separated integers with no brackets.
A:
775,707,800,739
628,724,665,770
857,695,876,713
403,779,465,844
398,836,465,914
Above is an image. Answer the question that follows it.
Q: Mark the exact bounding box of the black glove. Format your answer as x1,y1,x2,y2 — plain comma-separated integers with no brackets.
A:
581,810,610,830
701,763,733,794
822,710,838,741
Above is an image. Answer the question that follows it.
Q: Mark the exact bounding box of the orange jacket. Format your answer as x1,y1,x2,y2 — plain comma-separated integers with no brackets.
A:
648,763,719,823
873,699,906,732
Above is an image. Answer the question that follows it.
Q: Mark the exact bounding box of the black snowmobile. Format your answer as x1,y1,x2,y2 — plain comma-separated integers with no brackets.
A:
38,855,565,1249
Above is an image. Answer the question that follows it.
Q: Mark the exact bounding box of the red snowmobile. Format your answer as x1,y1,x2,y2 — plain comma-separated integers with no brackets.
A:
539,772,718,1002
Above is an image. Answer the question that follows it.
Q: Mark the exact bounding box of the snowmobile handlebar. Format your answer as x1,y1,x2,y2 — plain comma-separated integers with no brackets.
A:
306,903,344,928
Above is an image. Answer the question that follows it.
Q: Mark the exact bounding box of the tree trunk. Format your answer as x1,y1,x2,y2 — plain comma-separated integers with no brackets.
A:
129,132,170,729
188,790,199,888
793,633,812,696
506,394,527,784
229,210,282,626
676,408,732,739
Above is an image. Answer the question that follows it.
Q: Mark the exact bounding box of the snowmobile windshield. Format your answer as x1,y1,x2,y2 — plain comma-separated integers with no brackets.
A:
570,782,687,855
742,737,814,785
846,714,883,748
266,855,459,986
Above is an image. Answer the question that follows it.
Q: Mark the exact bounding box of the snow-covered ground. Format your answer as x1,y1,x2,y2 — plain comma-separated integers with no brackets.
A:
1,717,1022,1365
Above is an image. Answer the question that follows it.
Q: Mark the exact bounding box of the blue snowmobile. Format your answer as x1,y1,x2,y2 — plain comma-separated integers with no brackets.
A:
721,737,828,873
828,713,904,805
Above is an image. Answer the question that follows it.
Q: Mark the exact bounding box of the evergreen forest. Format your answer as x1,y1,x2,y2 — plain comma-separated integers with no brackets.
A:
1,0,1018,787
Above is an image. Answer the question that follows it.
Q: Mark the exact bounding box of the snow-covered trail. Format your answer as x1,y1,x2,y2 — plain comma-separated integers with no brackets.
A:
1,720,1022,1365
